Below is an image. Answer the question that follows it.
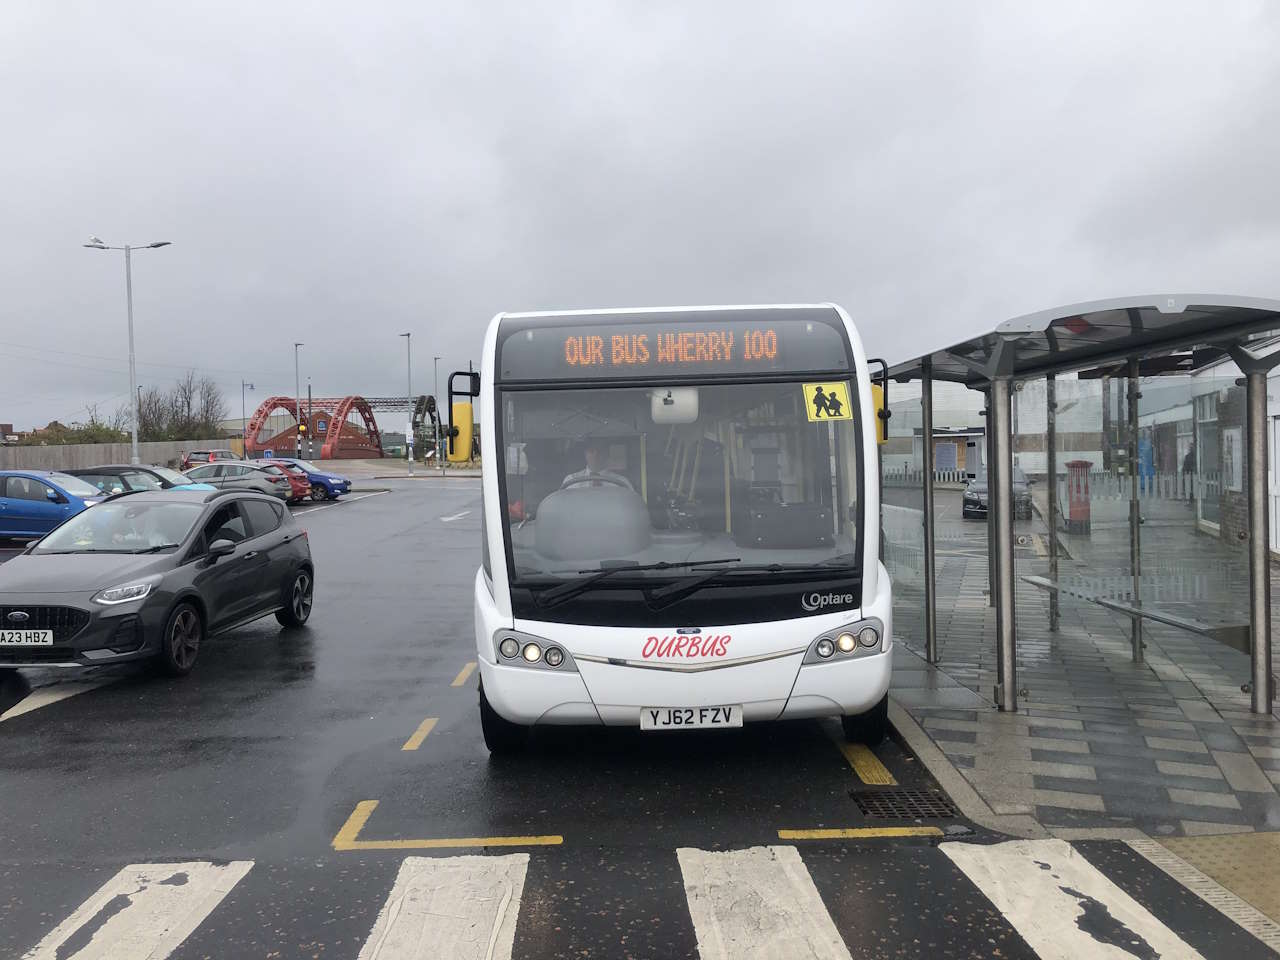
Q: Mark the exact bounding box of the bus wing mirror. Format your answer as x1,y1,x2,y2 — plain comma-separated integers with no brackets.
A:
870,383,889,445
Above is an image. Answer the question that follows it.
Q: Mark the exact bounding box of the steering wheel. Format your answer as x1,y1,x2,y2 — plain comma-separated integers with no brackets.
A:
561,474,631,490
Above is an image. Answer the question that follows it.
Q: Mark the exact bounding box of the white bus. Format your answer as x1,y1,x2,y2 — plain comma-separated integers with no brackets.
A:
472,304,891,753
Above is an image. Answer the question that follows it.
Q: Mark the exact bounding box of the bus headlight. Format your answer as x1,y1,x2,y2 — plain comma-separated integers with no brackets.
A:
803,618,885,664
491,630,578,672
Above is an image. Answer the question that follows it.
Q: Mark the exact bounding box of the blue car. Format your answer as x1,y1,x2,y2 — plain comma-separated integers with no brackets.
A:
272,458,352,501
0,470,106,538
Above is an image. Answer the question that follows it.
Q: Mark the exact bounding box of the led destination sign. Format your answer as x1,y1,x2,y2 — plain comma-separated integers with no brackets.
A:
498,310,851,381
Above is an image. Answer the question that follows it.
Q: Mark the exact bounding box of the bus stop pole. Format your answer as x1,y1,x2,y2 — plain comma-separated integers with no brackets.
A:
991,376,1018,712
921,359,938,664
1046,374,1060,632
1127,358,1143,664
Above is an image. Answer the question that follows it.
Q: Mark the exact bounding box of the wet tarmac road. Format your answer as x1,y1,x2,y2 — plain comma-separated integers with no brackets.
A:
0,481,1265,959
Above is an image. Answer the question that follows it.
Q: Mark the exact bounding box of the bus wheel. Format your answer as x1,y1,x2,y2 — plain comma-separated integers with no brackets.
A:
841,694,888,746
480,681,529,754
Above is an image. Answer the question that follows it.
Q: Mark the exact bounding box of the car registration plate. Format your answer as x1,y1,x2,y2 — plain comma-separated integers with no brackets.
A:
640,705,743,730
0,629,54,646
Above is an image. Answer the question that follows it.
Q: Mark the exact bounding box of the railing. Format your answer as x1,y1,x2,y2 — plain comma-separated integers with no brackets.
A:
882,468,970,487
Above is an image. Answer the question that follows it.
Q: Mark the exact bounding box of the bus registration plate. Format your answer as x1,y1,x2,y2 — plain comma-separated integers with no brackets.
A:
640,706,742,730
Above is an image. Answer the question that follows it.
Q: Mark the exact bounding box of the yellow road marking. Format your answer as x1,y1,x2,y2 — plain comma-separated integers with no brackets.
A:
451,661,477,687
778,826,944,840
332,800,563,851
401,716,438,751
839,742,897,785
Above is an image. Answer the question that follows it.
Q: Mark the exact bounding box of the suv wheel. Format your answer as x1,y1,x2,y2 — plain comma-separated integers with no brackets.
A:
157,602,203,676
276,569,314,627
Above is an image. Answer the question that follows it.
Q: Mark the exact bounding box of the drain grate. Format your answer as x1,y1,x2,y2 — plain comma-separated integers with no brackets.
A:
851,788,958,820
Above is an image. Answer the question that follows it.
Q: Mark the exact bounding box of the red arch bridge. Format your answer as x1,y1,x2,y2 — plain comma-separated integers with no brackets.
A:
244,396,437,459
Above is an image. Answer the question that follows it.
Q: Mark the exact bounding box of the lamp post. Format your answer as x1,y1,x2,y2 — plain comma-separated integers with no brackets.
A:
293,342,303,458
241,381,254,457
83,237,171,464
434,355,443,476
401,333,413,477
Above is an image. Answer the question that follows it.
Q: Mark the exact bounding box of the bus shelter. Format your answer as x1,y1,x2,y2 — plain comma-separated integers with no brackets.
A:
886,295,1280,716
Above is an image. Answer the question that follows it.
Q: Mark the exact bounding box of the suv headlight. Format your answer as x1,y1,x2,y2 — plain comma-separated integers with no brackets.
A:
93,576,161,605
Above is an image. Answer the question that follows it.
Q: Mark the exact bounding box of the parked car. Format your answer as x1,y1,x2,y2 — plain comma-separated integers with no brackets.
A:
67,464,216,496
183,461,292,500
180,449,238,470
0,488,314,674
962,466,1034,521
0,471,105,538
258,460,312,502
271,458,353,501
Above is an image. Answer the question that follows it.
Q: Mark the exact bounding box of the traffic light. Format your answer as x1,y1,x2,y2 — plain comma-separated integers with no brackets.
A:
298,423,307,434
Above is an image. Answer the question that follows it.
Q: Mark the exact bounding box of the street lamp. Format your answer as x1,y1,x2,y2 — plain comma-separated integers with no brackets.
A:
434,355,443,476
83,237,172,464
400,333,413,477
293,343,304,458
241,381,255,457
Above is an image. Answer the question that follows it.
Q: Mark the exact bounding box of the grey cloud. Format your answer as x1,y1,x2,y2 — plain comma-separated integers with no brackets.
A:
1,1,1276,429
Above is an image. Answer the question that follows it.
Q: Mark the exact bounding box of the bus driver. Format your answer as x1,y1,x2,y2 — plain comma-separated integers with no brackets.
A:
562,441,634,490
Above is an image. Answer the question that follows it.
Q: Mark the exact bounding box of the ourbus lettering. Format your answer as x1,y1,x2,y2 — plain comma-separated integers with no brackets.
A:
640,634,732,658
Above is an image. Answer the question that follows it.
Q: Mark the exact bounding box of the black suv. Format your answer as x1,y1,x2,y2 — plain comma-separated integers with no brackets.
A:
0,489,314,675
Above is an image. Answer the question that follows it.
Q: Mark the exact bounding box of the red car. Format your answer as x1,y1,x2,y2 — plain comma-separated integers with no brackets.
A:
261,459,313,503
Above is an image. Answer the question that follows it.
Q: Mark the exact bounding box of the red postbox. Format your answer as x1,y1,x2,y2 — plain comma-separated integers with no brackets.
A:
1065,459,1092,535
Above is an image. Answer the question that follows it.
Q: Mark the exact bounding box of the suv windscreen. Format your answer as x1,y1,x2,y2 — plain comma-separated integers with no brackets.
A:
36,502,204,553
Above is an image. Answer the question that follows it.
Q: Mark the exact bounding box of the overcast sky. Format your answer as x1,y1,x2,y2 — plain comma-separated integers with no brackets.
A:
2,1,1277,430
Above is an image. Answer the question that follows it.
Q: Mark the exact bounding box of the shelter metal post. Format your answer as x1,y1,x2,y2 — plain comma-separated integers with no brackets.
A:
1246,368,1274,713
1127,358,1143,663
1228,345,1278,714
991,376,1017,711
986,390,997,608
1046,374,1060,631
922,359,938,663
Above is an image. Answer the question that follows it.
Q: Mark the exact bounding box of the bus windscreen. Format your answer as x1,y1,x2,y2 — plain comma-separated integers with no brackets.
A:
497,309,851,381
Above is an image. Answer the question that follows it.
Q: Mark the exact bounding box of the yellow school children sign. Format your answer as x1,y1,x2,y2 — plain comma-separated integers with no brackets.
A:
803,382,853,422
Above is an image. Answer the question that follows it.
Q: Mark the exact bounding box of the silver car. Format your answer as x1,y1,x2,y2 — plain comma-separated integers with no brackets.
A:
183,461,291,500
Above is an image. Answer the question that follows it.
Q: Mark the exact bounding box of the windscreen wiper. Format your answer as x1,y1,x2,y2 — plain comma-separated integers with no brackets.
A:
534,557,741,608
133,543,181,554
647,556,861,609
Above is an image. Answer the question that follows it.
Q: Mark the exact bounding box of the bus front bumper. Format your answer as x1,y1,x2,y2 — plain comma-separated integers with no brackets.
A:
478,647,891,727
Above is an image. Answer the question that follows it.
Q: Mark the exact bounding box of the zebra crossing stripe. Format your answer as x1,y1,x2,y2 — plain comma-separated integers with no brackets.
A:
21,860,253,960
677,845,852,960
357,854,528,960
941,839,1204,960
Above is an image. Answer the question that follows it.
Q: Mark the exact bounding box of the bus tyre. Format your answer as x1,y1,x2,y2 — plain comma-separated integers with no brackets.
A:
842,694,888,746
480,681,529,754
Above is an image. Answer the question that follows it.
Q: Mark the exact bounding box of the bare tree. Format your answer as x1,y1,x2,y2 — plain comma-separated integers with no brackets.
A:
121,375,231,442
196,376,228,434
